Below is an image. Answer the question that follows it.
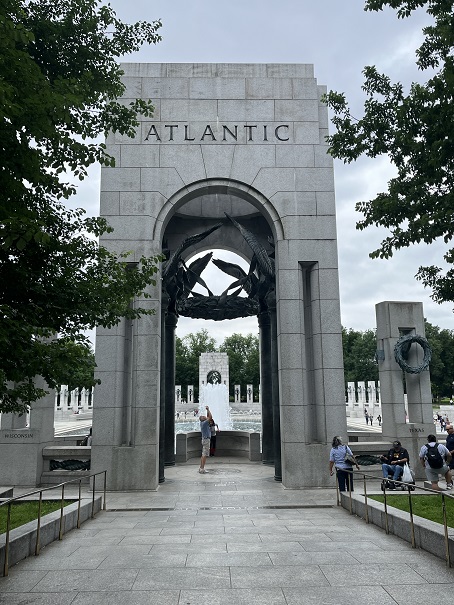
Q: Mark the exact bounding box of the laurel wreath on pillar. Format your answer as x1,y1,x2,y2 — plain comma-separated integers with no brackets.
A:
394,334,432,374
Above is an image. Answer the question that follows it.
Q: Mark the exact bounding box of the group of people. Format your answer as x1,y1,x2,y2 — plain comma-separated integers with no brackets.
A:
435,412,450,431
363,409,382,426
329,429,454,493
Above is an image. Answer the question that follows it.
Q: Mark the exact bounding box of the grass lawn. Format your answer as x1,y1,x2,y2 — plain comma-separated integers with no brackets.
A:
0,500,73,534
370,494,454,528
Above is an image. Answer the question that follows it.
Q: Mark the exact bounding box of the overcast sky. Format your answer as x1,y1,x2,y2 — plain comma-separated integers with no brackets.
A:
75,1,453,346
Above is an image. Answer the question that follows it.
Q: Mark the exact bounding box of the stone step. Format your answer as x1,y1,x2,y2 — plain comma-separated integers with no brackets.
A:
40,471,90,485
0,486,13,499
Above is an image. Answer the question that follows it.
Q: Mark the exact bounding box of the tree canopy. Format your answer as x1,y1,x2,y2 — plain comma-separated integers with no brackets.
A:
219,333,260,399
0,0,162,413
342,321,454,401
342,327,379,384
324,0,454,306
175,330,260,401
176,330,217,402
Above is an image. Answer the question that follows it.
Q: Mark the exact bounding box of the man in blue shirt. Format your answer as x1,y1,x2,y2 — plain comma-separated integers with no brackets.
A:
446,425,454,471
198,405,212,474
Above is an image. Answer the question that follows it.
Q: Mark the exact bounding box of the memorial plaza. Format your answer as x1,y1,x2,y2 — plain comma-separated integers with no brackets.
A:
1,456,454,604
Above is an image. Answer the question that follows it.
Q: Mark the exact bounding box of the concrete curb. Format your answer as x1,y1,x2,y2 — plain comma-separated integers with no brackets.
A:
341,491,454,564
0,495,102,576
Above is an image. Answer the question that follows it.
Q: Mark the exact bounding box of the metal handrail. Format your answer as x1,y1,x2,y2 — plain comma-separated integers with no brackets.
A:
337,468,453,567
1,470,107,577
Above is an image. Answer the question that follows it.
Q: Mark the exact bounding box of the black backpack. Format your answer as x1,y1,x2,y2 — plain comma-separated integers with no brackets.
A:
426,443,444,469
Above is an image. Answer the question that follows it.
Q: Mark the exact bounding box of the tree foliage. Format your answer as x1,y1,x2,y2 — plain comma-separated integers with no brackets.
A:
219,333,260,400
324,0,454,306
0,0,162,413
424,320,454,399
342,327,379,385
51,339,99,393
341,321,454,401
176,330,217,402
175,331,260,401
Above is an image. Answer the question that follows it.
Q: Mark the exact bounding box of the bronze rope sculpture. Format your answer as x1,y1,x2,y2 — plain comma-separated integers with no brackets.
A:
162,215,275,321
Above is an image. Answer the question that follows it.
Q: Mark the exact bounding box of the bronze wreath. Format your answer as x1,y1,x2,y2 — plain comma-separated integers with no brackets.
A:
394,334,432,374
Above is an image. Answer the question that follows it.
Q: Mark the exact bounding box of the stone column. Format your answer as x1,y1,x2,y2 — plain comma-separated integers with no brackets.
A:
246,384,253,405
234,385,241,404
175,385,181,405
164,310,178,466
159,300,166,483
367,380,376,418
376,301,434,477
0,377,55,486
346,381,356,416
1,408,28,430
187,385,193,405
357,381,366,408
268,294,282,482
259,310,273,465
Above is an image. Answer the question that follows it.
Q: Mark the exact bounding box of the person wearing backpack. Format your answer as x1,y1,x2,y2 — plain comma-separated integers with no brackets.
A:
419,434,453,491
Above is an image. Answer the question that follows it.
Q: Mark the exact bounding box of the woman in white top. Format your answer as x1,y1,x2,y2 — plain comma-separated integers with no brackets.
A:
329,435,359,492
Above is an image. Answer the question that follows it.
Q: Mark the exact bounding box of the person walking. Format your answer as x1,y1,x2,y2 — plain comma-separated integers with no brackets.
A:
377,414,382,426
446,425,454,472
198,406,212,474
329,436,359,492
419,434,453,491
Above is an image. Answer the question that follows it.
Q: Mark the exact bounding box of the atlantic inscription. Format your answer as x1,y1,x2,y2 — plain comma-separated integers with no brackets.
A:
144,123,290,142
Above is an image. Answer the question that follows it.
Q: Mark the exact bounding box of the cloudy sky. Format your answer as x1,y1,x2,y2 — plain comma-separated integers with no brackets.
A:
75,0,453,345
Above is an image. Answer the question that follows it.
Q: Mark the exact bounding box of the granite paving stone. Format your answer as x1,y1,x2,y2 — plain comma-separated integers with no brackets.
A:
98,552,187,568
71,590,180,605
226,541,306,553
2,460,454,605
132,567,231,590
320,563,429,586
186,552,272,567
0,594,77,605
150,543,228,553
230,565,329,588
283,585,399,604
384,584,454,604
178,588,287,605
30,569,139,593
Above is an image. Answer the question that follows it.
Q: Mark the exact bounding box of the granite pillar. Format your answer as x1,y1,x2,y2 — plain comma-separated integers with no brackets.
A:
259,310,274,465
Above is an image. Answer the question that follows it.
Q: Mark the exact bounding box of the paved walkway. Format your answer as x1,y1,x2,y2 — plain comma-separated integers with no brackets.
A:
1,459,454,604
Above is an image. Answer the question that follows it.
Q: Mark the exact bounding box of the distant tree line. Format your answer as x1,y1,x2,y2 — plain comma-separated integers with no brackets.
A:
343,321,454,401
177,321,454,403
175,329,259,402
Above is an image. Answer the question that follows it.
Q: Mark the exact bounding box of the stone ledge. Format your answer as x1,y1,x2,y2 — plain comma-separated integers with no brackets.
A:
341,490,454,564
176,430,261,462
0,495,102,576
42,446,91,457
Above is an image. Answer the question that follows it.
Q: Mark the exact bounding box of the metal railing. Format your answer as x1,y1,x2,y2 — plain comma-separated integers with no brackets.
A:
335,469,453,567
1,470,107,577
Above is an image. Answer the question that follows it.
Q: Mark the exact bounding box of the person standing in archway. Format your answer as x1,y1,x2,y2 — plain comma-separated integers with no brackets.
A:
198,406,212,474
209,418,220,457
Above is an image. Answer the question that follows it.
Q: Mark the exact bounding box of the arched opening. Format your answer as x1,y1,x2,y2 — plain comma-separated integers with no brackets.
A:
159,181,280,482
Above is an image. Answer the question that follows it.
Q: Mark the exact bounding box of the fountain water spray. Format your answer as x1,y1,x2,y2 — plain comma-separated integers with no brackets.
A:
199,383,232,430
